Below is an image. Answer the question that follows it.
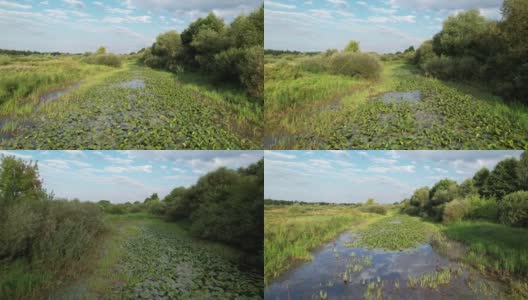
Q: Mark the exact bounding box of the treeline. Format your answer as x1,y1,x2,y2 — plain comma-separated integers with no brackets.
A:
141,6,263,100
0,49,67,56
0,156,105,298
264,49,320,56
402,151,528,227
264,199,360,206
414,0,528,103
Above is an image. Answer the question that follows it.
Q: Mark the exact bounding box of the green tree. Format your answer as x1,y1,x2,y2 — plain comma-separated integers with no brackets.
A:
410,187,429,207
487,158,521,199
366,198,375,205
458,178,478,198
0,156,42,208
344,40,360,52
96,46,106,54
473,167,491,197
518,151,528,190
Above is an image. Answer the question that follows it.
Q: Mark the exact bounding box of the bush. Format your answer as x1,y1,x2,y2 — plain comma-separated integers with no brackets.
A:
83,53,122,68
107,204,126,214
298,55,327,73
443,198,471,224
265,61,302,81
468,195,498,220
359,204,387,215
499,191,528,227
238,46,263,99
328,52,382,80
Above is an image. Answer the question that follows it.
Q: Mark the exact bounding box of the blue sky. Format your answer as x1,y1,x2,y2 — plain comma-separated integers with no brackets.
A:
265,0,503,53
264,150,523,204
0,0,262,53
0,150,262,203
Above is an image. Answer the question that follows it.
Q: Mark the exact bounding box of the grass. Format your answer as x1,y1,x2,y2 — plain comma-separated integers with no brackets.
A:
443,221,528,277
264,58,528,149
264,204,380,285
1,60,261,149
354,214,438,251
0,56,113,117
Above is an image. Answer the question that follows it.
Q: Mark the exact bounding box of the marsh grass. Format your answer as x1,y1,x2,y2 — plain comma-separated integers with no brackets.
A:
443,221,528,277
264,205,368,285
0,57,112,118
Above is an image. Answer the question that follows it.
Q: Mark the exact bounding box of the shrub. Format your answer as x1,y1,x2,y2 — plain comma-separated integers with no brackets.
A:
499,191,528,227
328,52,382,80
298,55,327,73
238,46,263,100
107,204,126,214
265,61,302,81
443,198,471,224
467,195,498,220
0,54,11,65
359,204,387,215
83,53,122,68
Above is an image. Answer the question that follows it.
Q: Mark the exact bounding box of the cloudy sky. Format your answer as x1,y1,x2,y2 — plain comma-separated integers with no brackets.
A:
0,150,262,203
265,0,503,53
265,150,523,204
0,0,262,53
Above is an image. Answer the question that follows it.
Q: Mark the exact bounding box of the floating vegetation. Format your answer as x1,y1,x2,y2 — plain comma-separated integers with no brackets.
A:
355,215,436,251
1,65,261,149
116,224,262,299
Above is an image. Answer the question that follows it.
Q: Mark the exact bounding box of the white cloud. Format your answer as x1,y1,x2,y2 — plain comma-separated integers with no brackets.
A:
0,1,31,9
104,165,153,173
264,150,296,159
265,0,296,9
0,150,32,159
63,0,85,9
327,0,348,8
105,7,133,14
102,15,151,23
367,165,416,174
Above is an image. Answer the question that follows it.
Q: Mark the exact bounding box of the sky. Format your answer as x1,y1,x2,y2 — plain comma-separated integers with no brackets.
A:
0,0,262,53
264,150,524,204
265,0,504,53
0,150,262,203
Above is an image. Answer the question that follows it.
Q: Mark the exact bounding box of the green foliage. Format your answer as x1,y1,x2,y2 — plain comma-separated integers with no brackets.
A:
95,46,106,55
328,52,382,80
443,198,471,224
443,221,528,276
473,167,491,197
144,7,263,100
487,158,520,199
0,156,104,299
414,4,528,103
344,40,360,53
468,195,498,220
518,151,528,190
359,204,387,215
163,160,263,254
85,53,122,68
499,191,528,227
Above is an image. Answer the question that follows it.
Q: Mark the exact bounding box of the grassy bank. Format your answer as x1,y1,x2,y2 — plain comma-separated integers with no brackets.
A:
264,59,528,149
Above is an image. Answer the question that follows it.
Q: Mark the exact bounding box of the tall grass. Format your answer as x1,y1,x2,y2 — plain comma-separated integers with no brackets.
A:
264,205,365,285
0,57,111,117
443,221,528,277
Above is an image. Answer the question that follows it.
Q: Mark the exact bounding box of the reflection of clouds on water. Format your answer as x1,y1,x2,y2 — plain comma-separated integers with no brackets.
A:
265,231,501,300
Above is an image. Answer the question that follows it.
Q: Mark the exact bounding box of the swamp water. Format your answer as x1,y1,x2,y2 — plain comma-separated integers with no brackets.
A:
265,232,502,300
378,91,421,104
115,79,145,89
39,81,83,104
